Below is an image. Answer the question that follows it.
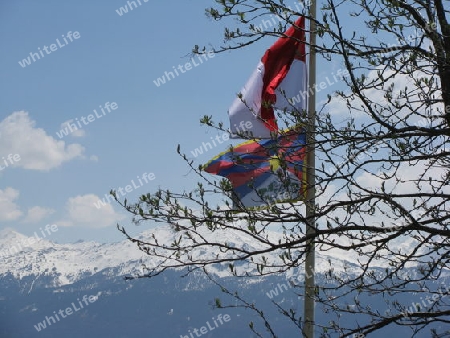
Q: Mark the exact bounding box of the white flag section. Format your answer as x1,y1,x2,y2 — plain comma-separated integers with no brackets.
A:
228,17,307,139
228,61,270,138
275,59,307,112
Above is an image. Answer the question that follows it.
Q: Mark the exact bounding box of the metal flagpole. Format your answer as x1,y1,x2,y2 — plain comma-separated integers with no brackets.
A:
303,0,316,337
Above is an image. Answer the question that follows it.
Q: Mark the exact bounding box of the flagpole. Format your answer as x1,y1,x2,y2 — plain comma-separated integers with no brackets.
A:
303,0,316,337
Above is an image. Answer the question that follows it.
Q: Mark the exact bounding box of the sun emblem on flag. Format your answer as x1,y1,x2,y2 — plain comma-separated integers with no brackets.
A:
269,155,282,172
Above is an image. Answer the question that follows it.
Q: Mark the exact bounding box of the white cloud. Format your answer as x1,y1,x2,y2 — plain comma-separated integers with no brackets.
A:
22,206,55,223
58,194,125,228
60,120,86,138
354,161,449,196
0,111,84,171
326,67,437,121
0,188,22,221
355,170,387,193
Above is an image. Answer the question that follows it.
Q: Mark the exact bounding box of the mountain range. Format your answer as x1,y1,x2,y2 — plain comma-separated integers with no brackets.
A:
1,227,449,338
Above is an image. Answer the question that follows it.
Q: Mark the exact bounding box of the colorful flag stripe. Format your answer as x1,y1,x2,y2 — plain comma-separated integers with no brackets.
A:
203,128,307,208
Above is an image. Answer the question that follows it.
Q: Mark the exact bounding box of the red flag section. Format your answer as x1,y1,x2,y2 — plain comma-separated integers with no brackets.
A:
229,17,307,139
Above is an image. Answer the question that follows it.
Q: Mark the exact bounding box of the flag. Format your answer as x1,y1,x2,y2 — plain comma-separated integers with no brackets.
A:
229,16,307,139
203,127,307,208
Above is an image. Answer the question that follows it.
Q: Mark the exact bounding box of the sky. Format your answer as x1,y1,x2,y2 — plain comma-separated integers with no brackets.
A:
0,0,358,244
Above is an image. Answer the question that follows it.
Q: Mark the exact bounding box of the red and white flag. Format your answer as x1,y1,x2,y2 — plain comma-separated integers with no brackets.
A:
229,16,307,139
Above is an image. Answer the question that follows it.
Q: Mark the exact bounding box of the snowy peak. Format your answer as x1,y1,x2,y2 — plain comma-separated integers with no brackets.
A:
0,228,157,286
0,227,58,259
0,227,29,244
0,225,374,288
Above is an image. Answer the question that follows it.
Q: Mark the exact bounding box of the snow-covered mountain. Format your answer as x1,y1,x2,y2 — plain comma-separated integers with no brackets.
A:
1,227,449,338
0,226,345,287
0,227,158,287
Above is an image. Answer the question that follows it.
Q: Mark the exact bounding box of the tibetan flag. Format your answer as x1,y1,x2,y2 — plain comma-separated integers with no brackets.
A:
229,17,307,139
203,127,307,208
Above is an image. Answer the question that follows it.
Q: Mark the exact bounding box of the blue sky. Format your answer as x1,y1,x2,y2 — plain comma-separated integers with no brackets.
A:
0,0,347,243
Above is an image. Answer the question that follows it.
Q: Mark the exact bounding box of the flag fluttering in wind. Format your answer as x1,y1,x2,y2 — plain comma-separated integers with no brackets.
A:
228,16,307,139
203,127,307,208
